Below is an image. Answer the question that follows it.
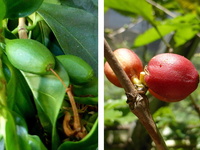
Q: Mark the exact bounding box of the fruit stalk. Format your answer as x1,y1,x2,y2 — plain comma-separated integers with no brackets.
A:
65,86,81,132
104,39,168,150
18,17,28,39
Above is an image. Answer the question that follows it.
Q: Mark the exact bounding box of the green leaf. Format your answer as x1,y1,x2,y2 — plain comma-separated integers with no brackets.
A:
27,135,47,150
104,99,137,126
104,99,127,110
31,20,52,46
171,13,200,47
134,24,176,47
44,0,60,4
2,54,17,109
59,0,98,16
104,0,154,23
0,107,47,150
38,3,98,75
58,119,98,150
0,0,6,27
174,26,199,47
104,109,123,124
134,13,200,47
21,60,69,149
2,54,36,118
4,0,44,19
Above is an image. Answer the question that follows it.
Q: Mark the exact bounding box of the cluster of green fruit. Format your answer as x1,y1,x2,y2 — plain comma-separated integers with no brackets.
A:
5,38,98,104
104,48,199,102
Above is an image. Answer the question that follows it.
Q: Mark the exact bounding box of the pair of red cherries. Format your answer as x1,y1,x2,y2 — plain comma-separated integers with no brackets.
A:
104,48,199,102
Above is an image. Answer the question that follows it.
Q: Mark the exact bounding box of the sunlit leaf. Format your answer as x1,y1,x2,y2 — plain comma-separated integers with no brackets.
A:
172,13,200,47
134,13,200,47
174,27,198,47
134,24,176,47
38,3,98,75
21,60,69,149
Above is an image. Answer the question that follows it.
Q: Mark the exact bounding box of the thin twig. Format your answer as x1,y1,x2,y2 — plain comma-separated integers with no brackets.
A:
146,0,177,18
153,25,173,52
104,39,168,150
145,0,174,52
108,18,143,38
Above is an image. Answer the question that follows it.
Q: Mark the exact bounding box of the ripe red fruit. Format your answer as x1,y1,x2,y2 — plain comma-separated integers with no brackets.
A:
104,48,143,87
144,53,199,102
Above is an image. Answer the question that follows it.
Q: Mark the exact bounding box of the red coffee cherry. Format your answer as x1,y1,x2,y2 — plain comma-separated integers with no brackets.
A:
144,53,199,102
104,48,143,87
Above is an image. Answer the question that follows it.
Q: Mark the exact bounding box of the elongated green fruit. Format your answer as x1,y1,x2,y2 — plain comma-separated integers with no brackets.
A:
5,39,55,74
57,55,94,85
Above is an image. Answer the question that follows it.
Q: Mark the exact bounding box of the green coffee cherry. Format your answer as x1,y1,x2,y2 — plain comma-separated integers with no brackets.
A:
5,39,55,74
73,77,98,97
57,55,94,85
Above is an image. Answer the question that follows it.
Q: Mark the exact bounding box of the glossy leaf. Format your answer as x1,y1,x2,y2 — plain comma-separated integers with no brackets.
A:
2,54,36,118
27,135,47,150
174,27,199,47
38,3,98,75
104,0,154,23
58,119,98,150
2,54,16,109
0,107,47,150
31,20,52,46
31,19,64,56
21,60,69,149
4,0,44,19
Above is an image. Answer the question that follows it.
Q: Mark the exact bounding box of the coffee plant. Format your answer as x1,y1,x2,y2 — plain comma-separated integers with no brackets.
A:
0,0,98,150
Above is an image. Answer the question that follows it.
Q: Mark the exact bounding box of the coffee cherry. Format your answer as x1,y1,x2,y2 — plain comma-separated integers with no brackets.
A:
5,39,55,75
57,55,94,85
104,48,143,87
144,53,199,102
